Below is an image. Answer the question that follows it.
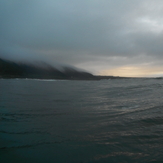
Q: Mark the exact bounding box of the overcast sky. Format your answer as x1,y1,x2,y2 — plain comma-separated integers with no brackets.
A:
1,0,163,77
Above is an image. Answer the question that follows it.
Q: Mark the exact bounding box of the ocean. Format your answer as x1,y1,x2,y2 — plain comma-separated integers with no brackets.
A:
0,79,163,163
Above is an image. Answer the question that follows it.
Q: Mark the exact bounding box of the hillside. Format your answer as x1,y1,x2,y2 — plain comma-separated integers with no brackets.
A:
0,58,96,80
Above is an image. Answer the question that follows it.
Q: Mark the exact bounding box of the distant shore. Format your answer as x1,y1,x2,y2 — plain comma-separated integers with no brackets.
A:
0,75,157,80
0,58,161,80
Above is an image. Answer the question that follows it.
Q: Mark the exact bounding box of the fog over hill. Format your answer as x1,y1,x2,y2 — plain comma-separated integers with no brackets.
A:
0,58,96,80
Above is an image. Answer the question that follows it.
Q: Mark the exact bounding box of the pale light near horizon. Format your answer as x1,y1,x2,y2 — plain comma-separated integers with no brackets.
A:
99,66,163,77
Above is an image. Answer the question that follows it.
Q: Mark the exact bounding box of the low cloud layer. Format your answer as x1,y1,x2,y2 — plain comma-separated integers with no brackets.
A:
1,0,163,76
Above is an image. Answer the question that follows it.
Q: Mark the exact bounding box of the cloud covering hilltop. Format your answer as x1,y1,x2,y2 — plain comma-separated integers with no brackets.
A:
1,0,163,77
0,58,95,80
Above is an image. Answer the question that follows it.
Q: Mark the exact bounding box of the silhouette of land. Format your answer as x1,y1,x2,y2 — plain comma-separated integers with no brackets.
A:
0,58,136,80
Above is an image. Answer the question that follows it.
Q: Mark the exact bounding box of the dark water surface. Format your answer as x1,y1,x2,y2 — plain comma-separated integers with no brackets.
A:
0,79,163,163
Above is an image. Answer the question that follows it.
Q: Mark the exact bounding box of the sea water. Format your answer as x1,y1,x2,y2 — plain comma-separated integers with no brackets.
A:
0,79,163,163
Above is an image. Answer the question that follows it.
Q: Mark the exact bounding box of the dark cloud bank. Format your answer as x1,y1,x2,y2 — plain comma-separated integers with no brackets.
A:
1,0,163,77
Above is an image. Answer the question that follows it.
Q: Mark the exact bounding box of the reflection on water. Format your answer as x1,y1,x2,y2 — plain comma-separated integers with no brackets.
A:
0,79,163,163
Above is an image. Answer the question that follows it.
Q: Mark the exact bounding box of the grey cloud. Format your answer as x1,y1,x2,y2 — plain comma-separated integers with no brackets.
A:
0,0,163,75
